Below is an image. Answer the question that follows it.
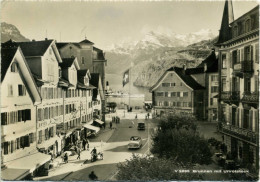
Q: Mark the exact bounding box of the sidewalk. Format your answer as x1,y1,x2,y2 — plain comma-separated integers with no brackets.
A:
106,109,151,120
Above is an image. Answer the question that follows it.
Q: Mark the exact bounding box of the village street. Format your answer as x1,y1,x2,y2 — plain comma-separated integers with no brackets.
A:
34,111,157,181
33,110,228,181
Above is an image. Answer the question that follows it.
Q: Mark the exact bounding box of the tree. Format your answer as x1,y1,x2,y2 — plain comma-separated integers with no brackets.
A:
151,114,212,165
117,154,203,181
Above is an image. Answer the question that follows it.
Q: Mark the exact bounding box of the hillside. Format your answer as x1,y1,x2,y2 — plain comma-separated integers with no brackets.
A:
1,22,30,43
106,29,217,89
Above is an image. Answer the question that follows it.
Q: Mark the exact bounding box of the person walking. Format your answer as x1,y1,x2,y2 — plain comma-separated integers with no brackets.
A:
86,139,90,151
135,114,138,119
77,147,81,160
147,113,150,119
110,121,112,129
82,138,86,150
64,153,68,163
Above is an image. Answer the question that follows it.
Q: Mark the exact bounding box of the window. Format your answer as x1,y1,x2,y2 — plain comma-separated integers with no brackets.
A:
8,84,13,96
162,83,170,87
81,57,85,64
11,62,17,72
164,101,168,106
18,84,26,96
183,92,188,97
180,83,183,86
156,92,164,96
244,77,251,92
59,68,62,78
29,133,34,143
183,102,189,107
172,102,176,106
233,25,238,37
232,50,238,65
171,83,175,87
177,92,180,97
211,75,218,82
221,78,227,91
244,46,251,60
255,75,259,92
171,92,176,97
211,86,218,93
165,92,170,97
222,54,227,69
210,98,213,105
3,142,9,155
38,130,42,144
256,44,259,63
45,128,49,140
177,102,182,107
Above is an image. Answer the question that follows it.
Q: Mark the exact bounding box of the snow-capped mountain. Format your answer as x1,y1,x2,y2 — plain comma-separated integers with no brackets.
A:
106,28,216,54
1,22,30,43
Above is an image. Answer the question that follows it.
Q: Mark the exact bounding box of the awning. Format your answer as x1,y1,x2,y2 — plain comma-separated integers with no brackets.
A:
77,82,87,89
37,136,61,149
94,119,104,125
2,168,30,180
58,78,69,88
86,84,96,90
4,152,51,173
83,124,100,133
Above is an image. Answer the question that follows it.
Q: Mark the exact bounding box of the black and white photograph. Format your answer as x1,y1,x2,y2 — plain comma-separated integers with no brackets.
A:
0,0,259,181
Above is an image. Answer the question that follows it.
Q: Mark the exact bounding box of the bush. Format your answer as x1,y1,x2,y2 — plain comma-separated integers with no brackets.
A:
117,154,203,181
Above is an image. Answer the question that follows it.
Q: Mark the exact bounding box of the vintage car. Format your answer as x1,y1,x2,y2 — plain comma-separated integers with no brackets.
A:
128,136,142,149
137,121,145,130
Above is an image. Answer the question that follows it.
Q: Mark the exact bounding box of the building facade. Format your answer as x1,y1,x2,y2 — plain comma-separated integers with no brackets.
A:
216,2,259,174
1,46,50,180
150,67,205,120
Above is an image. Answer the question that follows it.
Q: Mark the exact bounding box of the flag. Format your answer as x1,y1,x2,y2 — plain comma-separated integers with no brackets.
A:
123,69,130,87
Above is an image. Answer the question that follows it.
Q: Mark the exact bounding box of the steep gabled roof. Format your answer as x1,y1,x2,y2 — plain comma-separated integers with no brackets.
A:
79,39,94,45
150,67,205,91
3,39,53,57
60,58,75,68
1,46,18,81
186,51,218,74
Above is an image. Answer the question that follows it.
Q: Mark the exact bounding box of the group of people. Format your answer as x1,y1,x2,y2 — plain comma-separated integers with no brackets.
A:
145,113,150,119
112,116,120,123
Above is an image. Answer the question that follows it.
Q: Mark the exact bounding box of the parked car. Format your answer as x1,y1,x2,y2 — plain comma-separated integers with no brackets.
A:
137,121,145,130
128,136,142,149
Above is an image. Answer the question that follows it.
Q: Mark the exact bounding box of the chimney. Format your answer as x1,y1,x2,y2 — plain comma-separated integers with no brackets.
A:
32,39,35,42
183,64,186,71
45,38,48,41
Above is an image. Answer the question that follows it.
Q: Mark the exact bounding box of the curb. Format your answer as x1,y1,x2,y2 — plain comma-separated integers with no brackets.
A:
60,171,74,180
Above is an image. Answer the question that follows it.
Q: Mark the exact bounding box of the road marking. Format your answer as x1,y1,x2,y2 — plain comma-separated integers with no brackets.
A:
108,170,119,180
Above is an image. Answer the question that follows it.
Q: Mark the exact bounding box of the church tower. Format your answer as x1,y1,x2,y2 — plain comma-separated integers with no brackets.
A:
216,0,234,45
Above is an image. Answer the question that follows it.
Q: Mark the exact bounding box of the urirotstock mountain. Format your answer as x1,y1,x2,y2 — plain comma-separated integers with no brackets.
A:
105,29,217,89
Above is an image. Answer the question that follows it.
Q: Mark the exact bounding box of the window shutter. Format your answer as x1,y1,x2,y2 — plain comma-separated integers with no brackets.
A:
16,138,20,149
4,142,8,155
25,135,30,147
255,44,259,63
237,49,240,63
249,110,253,130
241,109,244,128
229,106,232,124
22,110,26,121
250,45,253,61
236,108,240,127
230,52,233,68
241,47,244,61
26,109,31,120
255,110,259,132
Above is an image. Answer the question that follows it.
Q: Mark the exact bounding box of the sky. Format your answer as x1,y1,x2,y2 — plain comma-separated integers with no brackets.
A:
1,0,258,49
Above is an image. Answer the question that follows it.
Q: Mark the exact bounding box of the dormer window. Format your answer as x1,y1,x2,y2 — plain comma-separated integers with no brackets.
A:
233,25,238,37
11,62,18,72
245,19,251,32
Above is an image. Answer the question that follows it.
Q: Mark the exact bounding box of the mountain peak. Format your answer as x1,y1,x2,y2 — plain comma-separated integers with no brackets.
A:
1,22,30,43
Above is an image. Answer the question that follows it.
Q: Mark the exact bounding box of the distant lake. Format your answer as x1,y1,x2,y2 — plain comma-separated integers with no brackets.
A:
106,74,152,108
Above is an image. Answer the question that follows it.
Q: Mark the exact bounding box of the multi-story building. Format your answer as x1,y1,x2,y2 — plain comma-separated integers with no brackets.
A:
150,66,205,120
1,46,51,180
56,40,107,122
186,50,219,121
215,1,259,174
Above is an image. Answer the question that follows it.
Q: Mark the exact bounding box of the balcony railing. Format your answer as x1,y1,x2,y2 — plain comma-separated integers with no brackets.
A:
221,91,240,103
219,123,257,144
242,91,259,104
233,60,253,73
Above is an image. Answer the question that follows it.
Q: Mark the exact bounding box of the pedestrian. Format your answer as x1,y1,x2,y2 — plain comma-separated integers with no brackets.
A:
86,139,90,151
64,153,68,163
110,121,112,129
145,115,147,120
118,117,120,123
147,113,150,119
82,138,86,150
135,114,138,119
89,171,98,180
77,147,81,160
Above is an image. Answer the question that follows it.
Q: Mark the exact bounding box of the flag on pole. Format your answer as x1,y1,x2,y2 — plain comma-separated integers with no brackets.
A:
123,69,130,87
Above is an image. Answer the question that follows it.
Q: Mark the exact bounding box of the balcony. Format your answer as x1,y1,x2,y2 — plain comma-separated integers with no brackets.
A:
233,60,253,77
221,91,240,104
242,91,259,107
219,123,257,144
